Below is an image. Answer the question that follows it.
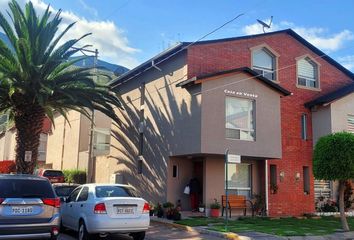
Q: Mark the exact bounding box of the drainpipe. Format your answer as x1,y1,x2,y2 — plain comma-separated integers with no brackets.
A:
265,159,269,215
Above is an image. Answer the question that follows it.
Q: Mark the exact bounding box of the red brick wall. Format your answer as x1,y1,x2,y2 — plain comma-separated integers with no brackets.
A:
187,32,353,216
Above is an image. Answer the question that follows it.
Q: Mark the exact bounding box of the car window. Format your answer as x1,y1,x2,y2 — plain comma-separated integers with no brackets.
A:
95,186,137,198
55,186,77,197
43,170,64,177
77,187,89,202
67,187,81,202
0,179,55,198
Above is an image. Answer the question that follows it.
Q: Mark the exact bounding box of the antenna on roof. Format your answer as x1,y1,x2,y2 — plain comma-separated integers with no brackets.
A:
257,16,273,33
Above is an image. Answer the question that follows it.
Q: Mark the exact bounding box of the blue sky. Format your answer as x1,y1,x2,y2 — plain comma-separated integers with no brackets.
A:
1,0,354,70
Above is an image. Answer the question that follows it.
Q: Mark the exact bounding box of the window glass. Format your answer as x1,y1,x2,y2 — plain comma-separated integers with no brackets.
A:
93,128,110,156
173,165,178,178
226,163,252,198
68,187,81,202
95,186,137,198
303,166,310,194
298,57,318,88
270,165,277,187
225,97,255,141
77,187,89,202
43,170,64,177
252,48,276,80
54,186,78,197
0,179,55,198
347,114,354,133
301,114,307,140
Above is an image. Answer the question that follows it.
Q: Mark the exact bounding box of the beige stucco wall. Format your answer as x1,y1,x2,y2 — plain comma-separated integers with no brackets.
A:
0,129,16,161
330,92,354,133
46,111,81,170
312,106,332,145
100,52,197,204
201,72,283,158
166,157,194,210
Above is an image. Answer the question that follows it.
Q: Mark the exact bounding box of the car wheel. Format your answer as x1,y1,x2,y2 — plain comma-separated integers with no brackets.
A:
131,231,146,240
78,221,91,240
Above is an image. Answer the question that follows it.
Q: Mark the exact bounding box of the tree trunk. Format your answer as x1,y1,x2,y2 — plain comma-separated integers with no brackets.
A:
14,105,45,174
339,180,350,231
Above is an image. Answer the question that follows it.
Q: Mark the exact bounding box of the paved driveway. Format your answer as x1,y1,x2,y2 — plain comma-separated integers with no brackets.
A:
59,222,225,240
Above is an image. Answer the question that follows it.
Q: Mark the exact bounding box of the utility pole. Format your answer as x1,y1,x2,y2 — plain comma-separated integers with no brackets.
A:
71,47,99,183
87,48,99,183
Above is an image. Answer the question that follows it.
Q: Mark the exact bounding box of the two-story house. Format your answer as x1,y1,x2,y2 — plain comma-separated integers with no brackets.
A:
98,29,354,216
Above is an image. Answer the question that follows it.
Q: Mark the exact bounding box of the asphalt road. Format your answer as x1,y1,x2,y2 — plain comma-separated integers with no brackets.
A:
58,222,224,240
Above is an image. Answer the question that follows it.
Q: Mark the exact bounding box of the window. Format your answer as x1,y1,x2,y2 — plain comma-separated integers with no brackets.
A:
270,164,277,187
226,163,252,198
297,57,318,88
95,186,137,198
303,166,310,195
226,97,255,141
252,48,276,81
173,165,178,178
93,128,110,156
68,187,81,202
38,133,48,161
314,180,331,198
77,187,89,202
301,114,307,140
347,114,354,133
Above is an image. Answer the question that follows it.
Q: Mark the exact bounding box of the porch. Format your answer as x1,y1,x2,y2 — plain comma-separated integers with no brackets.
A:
167,155,267,217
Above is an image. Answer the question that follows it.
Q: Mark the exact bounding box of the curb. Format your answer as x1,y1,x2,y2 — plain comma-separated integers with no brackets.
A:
151,219,240,239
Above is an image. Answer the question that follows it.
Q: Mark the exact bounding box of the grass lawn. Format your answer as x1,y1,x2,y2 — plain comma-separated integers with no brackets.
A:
176,216,354,236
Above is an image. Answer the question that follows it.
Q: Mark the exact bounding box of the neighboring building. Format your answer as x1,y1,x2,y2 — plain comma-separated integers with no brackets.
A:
100,29,354,217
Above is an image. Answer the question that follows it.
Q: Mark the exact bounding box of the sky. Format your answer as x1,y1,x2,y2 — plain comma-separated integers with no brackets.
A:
0,0,354,71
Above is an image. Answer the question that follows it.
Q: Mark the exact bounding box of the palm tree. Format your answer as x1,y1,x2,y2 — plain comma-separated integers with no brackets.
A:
0,0,122,174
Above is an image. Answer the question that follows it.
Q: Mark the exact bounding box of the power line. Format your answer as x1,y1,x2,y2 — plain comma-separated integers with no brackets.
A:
113,43,354,109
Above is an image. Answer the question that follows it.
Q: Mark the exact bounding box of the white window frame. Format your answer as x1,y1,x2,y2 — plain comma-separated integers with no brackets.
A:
225,97,255,141
251,44,279,82
296,55,321,90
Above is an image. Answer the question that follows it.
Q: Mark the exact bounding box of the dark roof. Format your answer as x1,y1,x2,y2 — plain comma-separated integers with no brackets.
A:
110,29,354,87
305,83,354,108
110,42,189,87
176,67,291,96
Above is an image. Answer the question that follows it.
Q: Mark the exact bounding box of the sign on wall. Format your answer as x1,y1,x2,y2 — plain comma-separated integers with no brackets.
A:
224,89,258,98
24,151,32,162
227,154,241,163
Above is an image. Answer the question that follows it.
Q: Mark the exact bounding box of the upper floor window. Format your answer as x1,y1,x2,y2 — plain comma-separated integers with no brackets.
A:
297,57,319,88
252,47,276,81
225,97,255,141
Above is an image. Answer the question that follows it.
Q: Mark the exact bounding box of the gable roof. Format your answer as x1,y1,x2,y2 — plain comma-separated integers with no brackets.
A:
176,67,291,96
110,29,354,87
305,83,354,108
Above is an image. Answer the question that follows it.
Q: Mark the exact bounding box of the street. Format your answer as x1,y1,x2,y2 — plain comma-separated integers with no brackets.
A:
58,222,224,240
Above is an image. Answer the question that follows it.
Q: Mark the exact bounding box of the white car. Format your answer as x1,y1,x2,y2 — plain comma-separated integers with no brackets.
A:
61,184,150,240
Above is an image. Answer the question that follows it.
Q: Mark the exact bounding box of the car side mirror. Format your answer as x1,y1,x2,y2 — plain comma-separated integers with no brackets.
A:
65,197,70,203
60,197,66,202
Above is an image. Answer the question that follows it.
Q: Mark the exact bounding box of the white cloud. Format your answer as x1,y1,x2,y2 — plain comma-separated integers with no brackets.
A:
0,0,139,69
338,55,354,71
78,0,98,17
242,20,354,53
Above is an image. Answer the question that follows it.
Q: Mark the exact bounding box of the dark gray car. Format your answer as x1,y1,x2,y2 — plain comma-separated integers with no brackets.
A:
0,174,60,239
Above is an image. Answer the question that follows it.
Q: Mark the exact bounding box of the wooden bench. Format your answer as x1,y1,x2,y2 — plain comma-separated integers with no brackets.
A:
222,195,254,217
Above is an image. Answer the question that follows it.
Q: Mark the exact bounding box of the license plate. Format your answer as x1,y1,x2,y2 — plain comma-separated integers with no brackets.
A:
11,206,33,215
51,178,58,183
117,207,134,214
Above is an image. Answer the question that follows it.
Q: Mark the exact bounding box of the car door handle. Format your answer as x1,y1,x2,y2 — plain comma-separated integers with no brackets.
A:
69,204,72,207
80,204,83,207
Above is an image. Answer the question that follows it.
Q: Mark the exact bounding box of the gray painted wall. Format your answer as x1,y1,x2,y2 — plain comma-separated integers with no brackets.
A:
200,73,283,158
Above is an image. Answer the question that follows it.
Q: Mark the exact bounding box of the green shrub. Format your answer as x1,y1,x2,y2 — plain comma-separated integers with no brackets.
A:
63,169,87,184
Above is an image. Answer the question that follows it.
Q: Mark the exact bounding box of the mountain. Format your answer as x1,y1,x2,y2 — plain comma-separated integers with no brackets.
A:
71,56,129,76
0,32,129,76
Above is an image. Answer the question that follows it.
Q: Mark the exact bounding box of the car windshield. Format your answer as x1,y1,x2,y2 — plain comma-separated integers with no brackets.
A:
95,186,137,198
43,170,64,177
54,186,77,197
0,179,55,198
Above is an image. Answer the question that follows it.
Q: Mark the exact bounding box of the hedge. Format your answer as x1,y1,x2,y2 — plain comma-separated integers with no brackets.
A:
62,169,87,184
0,161,16,173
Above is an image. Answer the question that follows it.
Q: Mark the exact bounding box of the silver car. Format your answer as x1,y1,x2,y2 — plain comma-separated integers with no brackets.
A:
0,174,61,239
61,184,150,240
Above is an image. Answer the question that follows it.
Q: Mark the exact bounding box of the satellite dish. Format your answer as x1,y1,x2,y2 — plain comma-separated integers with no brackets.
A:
256,16,273,33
